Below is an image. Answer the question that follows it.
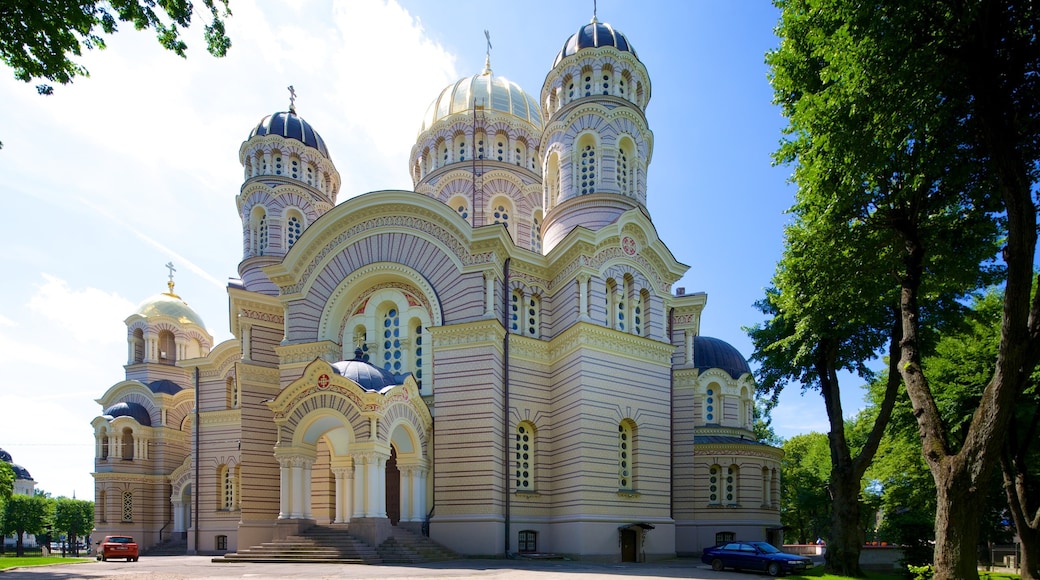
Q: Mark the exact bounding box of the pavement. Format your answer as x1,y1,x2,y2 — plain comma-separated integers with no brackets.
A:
0,555,798,579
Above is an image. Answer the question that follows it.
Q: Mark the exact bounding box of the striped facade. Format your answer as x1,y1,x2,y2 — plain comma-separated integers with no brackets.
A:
91,14,782,563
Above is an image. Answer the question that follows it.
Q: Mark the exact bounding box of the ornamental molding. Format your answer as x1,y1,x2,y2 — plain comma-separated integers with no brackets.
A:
236,363,280,384
548,322,673,365
92,472,170,484
694,446,784,461
275,341,342,365
318,263,441,340
428,319,506,350
240,308,285,325
267,200,477,296
508,334,551,361
199,409,241,426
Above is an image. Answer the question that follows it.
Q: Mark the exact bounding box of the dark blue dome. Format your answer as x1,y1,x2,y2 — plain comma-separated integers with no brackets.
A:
249,110,330,159
0,448,10,463
330,349,407,392
148,379,183,395
694,336,752,379
553,20,637,67
11,464,32,480
103,402,153,426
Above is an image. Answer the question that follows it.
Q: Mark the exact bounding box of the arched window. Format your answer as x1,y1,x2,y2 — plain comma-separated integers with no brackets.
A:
618,421,635,490
220,464,235,510
99,427,109,460
709,464,722,504
582,67,593,97
564,74,575,102
515,140,527,167
412,320,424,391
601,67,612,95
352,325,370,362
382,307,403,373
440,140,449,167
122,427,134,460
159,330,176,363
289,155,301,179
476,131,487,160
620,71,631,97
226,376,238,409
634,289,648,336
455,134,467,162
526,295,540,338
618,138,635,197
531,210,543,253
449,196,469,222
726,464,739,504
305,163,316,186
545,152,561,207
516,422,535,491
122,490,133,522
510,289,523,334
705,384,719,423
132,328,144,363
285,211,304,249
491,198,512,235
495,132,508,162
273,151,283,175
577,134,597,195
252,208,269,256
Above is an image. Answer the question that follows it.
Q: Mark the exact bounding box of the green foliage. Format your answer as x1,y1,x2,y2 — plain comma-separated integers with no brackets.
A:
907,565,934,580
0,0,232,95
0,462,13,506
52,498,94,556
781,432,832,544
754,401,784,446
0,494,50,556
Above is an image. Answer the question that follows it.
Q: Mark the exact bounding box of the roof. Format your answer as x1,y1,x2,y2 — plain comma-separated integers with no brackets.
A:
553,20,638,68
249,110,330,159
693,336,752,379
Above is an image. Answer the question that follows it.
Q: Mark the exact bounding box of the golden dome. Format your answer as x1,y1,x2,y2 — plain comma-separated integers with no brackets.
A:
419,71,542,134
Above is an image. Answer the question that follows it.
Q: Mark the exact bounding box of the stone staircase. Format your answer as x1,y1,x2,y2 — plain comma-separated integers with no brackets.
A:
218,525,381,563
375,526,457,564
144,537,188,556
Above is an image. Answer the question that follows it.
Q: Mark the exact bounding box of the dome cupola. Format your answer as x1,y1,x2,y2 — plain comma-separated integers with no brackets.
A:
409,48,546,253
124,267,213,367
538,16,654,253
248,110,330,159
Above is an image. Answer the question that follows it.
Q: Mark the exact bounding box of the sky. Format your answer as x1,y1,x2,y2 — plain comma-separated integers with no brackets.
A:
0,0,872,500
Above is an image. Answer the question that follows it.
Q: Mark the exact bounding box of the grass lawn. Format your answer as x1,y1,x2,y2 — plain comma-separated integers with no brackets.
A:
785,566,1019,580
0,556,92,570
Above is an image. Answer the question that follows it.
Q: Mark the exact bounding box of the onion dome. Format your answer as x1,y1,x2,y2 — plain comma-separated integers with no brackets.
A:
249,110,330,159
103,402,153,426
330,349,407,392
419,72,542,134
133,290,206,329
0,447,10,463
693,336,752,379
11,464,32,481
553,19,638,68
148,379,183,395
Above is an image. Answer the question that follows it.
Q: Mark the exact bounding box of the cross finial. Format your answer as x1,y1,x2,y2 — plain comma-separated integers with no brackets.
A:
165,262,178,296
592,0,598,22
288,85,297,114
483,30,493,75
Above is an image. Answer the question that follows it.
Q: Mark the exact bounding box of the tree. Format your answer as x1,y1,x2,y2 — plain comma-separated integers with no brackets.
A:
765,1,1039,578
779,433,832,545
0,462,13,506
0,0,232,95
53,498,94,557
0,494,50,556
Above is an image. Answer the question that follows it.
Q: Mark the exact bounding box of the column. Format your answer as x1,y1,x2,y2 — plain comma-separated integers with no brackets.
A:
302,459,313,519
685,329,694,364
242,323,252,362
278,458,290,519
290,457,304,518
410,468,426,521
332,466,353,524
577,275,590,321
366,455,381,517
352,455,367,518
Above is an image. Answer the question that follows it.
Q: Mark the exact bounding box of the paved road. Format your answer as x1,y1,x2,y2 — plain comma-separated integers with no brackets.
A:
0,556,785,579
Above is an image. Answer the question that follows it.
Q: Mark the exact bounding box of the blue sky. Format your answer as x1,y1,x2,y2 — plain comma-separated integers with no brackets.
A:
0,1,869,499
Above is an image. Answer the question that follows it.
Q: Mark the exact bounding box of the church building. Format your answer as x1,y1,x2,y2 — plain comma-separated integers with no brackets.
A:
91,14,783,562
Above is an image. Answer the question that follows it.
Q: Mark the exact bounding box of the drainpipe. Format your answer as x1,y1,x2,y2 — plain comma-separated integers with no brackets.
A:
668,307,675,522
193,365,200,554
502,258,511,556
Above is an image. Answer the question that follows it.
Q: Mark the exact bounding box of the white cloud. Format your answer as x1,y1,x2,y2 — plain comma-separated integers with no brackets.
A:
27,274,136,344
0,313,15,328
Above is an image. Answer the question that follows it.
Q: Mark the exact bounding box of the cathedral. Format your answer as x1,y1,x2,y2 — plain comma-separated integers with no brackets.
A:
91,14,783,562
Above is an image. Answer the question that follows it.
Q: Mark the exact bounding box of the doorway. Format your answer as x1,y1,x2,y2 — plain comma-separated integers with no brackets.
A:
386,447,400,524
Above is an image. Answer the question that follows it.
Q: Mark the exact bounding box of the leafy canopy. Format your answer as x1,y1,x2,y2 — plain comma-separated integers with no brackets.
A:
0,0,232,95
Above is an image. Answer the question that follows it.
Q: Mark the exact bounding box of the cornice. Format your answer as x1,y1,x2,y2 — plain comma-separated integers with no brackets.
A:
548,322,674,365
199,409,241,426
509,334,551,362
236,363,280,383
428,319,506,350
275,341,341,366
92,472,171,484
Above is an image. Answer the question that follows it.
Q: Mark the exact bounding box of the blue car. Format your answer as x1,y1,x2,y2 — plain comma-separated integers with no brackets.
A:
701,541,813,576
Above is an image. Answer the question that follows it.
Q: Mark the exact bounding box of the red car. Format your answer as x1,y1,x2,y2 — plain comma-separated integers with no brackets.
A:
97,535,139,562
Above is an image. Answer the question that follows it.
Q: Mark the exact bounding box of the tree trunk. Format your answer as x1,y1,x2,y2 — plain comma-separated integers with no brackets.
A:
932,465,983,580
1002,451,1040,579
826,469,865,576
15,530,24,557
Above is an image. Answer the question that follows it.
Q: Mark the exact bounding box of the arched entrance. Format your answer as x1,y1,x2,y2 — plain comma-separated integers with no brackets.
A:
386,447,400,525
